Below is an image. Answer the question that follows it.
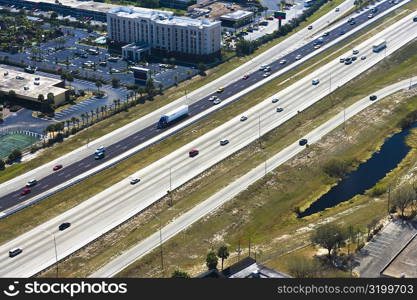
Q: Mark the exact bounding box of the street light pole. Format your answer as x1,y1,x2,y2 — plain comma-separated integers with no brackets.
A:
258,115,262,149
53,234,59,278
40,229,59,277
154,215,164,275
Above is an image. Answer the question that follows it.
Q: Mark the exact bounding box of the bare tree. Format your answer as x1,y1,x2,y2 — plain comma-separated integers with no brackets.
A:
392,184,416,218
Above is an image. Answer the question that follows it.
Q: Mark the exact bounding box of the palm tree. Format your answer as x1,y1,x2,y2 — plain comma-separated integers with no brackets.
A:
95,80,102,92
217,245,230,271
80,113,86,127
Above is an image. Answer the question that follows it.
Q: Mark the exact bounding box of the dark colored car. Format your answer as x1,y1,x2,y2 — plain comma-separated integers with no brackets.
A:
20,188,31,196
189,149,199,157
413,17,417,22
95,152,105,160
299,139,308,146
369,95,377,101
220,140,229,146
276,107,284,112
59,222,71,231
308,25,313,30
53,164,63,171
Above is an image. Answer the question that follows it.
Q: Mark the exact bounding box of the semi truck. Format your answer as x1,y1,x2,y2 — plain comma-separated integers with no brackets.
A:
372,39,387,53
157,105,189,129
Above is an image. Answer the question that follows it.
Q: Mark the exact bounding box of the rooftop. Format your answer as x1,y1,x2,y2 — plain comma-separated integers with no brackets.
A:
0,67,66,100
220,10,254,21
197,257,291,278
108,6,218,28
381,234,417,278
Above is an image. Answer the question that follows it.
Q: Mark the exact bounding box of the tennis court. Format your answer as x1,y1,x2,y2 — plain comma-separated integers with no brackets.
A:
0,134,39,159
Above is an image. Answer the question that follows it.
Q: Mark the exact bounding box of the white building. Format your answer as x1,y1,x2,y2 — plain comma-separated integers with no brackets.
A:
107,6,222,59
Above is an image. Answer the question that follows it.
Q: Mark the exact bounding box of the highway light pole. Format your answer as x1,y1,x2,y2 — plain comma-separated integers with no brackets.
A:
154,214,164,275
167,167,173,206
40,229,59,278
258,115,262,149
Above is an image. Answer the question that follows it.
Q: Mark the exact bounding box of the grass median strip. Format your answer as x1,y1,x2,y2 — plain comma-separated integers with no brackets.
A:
37,37,417,277
0,0,345,184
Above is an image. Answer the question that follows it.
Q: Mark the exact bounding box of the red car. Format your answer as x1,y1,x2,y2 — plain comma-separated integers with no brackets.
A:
53,164,63,171
189,149,199,157
20,188,31,196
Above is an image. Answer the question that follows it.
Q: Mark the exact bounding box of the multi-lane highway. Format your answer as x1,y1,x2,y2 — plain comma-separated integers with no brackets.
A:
0,0,407,216
1,10,416,277
93,77,417,277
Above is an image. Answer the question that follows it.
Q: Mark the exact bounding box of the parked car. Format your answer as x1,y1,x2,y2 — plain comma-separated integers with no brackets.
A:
240,116,248,122
26,179,37,187
53,164,63,171
299,139,308,146
361,56,367,60
59,222,71,231
352,49,359,55
339,57,345,63
189,149,199,157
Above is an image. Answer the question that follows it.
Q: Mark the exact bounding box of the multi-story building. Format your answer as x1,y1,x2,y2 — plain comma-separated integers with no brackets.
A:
107,6,221,60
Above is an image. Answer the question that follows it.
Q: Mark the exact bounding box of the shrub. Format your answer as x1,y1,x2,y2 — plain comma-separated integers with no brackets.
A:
323,159,351,178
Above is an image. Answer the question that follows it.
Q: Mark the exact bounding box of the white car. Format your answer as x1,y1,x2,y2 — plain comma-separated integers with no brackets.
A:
279,59,287,64
295,54,302,60
213,98,222,105
263,72,271,77
314,44,321,49
130,178,141,185
208,96,218,101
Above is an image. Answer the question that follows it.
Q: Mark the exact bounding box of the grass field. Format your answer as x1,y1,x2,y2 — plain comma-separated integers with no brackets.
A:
0,134,39,159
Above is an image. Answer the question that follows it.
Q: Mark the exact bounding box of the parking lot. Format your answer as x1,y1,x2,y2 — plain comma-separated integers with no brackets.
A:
0,23,197,89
